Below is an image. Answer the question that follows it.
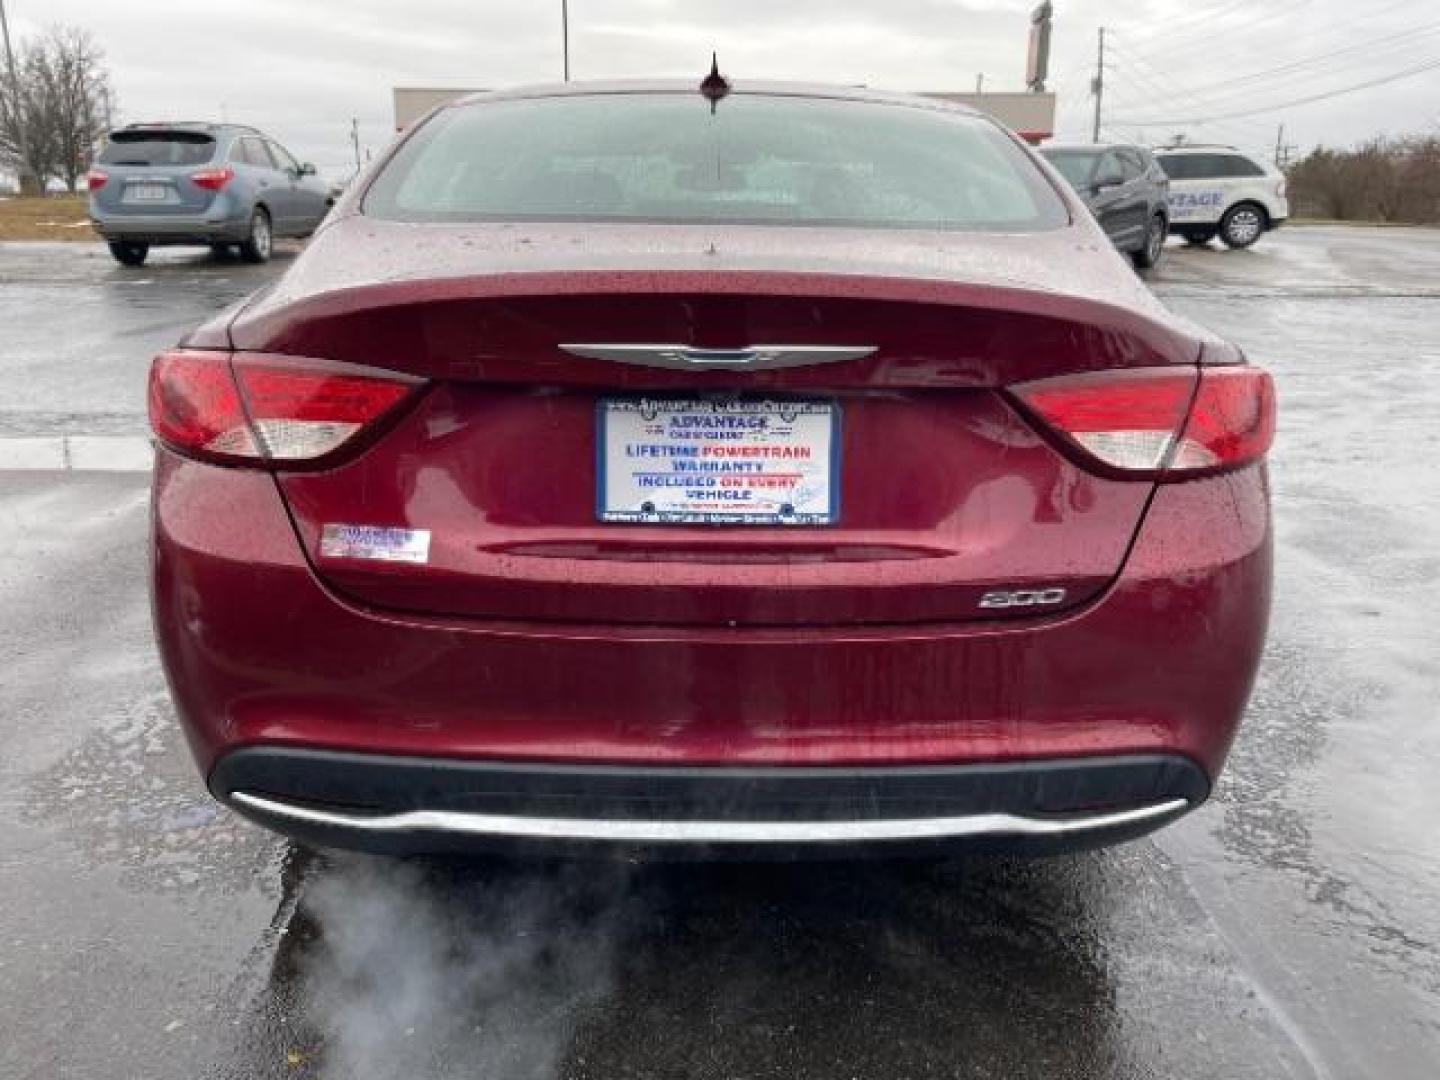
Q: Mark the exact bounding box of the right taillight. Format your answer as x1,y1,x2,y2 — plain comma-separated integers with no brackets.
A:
148,350,423,468
1010,365,1274,481
190,167,234,192
1170,366,1276,472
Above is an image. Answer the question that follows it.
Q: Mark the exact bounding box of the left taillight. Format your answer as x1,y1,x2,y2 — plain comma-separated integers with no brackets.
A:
190,167,234,192
147,350,422,468
1009,365,1275,480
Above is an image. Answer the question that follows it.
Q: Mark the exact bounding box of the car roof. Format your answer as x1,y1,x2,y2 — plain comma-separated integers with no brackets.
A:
1154,144,1249,154
450,78,987,118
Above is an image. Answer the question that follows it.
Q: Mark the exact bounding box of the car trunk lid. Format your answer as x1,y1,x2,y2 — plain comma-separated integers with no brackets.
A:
231,221,1200,627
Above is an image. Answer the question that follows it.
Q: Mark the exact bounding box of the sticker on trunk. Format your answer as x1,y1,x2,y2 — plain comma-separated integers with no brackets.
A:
319,524,431,564
598,398,839,525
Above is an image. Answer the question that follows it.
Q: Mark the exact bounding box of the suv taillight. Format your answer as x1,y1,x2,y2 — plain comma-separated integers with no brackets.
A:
86,169,108,191
190,167,234,192
148,350,422,468
1010,366,1275,480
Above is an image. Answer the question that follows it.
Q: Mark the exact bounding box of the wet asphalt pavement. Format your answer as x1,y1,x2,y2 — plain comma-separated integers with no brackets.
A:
1,228,1438,1079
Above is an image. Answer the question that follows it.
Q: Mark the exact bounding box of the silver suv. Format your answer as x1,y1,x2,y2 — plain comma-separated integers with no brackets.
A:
88,123,333,267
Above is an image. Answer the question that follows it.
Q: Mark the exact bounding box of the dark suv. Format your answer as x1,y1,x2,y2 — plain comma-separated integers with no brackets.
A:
1039,143,1170,269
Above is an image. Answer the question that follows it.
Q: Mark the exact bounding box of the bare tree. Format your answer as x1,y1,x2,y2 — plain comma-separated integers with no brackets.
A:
1287,138,1432,224
1394,137,1440,224
1,48,55,191
0,24,112,193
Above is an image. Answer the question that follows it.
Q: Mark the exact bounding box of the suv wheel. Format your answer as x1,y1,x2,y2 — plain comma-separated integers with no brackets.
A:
1219,203,1266,249
1133,214,1166,270
238,208,273,264
108,241,148,267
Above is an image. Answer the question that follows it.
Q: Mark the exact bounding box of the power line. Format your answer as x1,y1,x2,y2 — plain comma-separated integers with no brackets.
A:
1192,0,1431,53
1171,18,1440,97
1112,0,1315,70
1113,0,1435,84
1102,45,1274,136
1110,56,1440,125
1107,20,1440,114
1103,23,1440,140
1115,0,1254,48
1091,0,1435,127
1104,67,1272,149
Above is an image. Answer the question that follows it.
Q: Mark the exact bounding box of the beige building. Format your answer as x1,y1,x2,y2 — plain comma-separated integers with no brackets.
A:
392,86,1056,142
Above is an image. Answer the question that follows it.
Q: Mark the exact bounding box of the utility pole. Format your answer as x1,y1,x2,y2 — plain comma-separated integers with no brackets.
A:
350,118,361,174
975,73,984,94
1273,122,1295,168
0,0,36,194
561,0,570,82
1091,26,1106,143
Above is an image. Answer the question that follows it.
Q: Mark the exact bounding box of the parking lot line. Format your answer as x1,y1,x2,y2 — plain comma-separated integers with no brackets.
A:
0,435,152,472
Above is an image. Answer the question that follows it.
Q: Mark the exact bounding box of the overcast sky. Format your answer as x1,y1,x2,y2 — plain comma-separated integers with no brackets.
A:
8,0,1440,179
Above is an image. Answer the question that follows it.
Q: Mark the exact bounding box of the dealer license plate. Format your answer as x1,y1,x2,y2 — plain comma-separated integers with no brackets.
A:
597,398,839,525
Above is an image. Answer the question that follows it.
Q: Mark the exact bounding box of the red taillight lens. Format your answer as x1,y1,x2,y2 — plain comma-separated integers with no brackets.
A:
1172,366,1276,471
148,351,258,463
190,167,234,192
1011,366,1274,480
86,169,108,191
148,350,421,467
233,358,416,461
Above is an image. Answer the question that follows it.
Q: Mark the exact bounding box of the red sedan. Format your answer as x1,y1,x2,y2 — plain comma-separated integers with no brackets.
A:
149,78,1274,856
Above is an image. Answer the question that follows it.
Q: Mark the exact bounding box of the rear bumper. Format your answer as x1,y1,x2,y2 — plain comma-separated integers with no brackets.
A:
213,748,1205,856
90,206,247,244
152,449,1271,852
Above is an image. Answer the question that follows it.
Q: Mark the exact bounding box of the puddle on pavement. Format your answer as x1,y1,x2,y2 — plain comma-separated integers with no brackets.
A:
23,686,280,895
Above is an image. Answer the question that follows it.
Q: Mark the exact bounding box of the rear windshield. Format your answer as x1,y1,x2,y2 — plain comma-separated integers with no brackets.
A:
365,93,1068,231
99,131,216,167
1156,153,1267,180
1040,150,1101,188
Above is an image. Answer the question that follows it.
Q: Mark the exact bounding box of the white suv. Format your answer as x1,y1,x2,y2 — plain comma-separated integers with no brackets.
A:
1153,146,1289,248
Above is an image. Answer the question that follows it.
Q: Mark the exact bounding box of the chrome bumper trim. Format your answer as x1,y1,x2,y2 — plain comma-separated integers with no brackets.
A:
230,791,1190,845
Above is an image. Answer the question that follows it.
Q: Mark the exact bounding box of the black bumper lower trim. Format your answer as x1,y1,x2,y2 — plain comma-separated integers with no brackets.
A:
210,748,1209,857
